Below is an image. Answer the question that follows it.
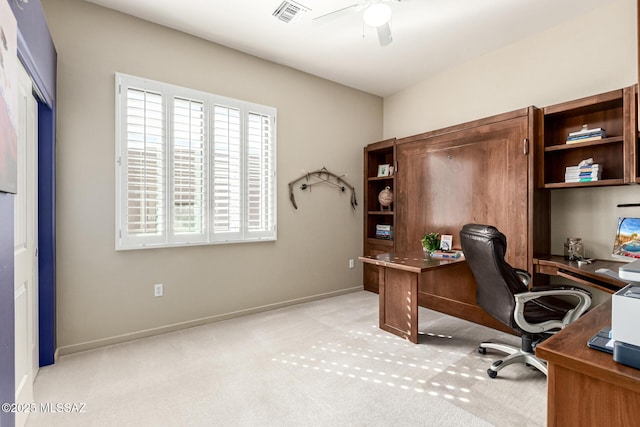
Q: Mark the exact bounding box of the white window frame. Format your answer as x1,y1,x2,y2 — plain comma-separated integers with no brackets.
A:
115,73,277,250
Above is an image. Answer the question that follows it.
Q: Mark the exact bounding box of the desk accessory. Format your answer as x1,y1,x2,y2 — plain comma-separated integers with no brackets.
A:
564,237,584,260
378,186,393,210
614,341,640,370
440,234,453,251
588,327,614,354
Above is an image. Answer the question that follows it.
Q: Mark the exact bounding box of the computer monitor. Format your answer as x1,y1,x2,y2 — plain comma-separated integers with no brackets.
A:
613,217,640,259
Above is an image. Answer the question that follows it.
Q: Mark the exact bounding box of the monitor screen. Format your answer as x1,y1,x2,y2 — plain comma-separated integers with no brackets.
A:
613,217,640,259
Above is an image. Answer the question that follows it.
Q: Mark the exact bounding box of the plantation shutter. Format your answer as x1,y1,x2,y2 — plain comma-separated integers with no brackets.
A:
246,111,275,238
172,97,207,241
212,104,242,239
123,87,166,245
116,73,276,250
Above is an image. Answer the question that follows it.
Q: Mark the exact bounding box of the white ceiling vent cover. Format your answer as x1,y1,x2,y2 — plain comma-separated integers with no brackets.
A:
272,1,310,24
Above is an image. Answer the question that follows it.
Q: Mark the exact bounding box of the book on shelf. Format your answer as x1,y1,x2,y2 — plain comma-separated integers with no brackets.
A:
375,224,393,240
564,177,600,183
430,250,463,259
566,129,606,144
568,127,604,137
566,164,600,172
565,175,601,181
565,163,601,182
565,170,601,176
566,135,604,144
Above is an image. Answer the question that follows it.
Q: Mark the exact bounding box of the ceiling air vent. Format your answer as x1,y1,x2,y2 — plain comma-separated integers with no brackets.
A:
272,1,310,24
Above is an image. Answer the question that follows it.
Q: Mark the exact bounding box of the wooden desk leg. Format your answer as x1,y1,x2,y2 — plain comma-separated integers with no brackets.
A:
379,267,419,343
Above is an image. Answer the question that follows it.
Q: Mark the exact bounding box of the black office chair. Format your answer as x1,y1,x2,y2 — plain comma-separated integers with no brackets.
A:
459,224,591,378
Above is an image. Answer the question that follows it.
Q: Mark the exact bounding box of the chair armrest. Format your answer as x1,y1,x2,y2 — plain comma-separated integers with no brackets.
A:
514,268,531,287
513,289,591,333
530,285,592,298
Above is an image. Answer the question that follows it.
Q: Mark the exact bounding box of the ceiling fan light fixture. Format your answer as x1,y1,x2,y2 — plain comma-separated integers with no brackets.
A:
363,3,392,27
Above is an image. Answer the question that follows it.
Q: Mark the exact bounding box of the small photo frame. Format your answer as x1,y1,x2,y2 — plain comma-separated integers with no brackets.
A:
440,235,453,251
377,164,390,177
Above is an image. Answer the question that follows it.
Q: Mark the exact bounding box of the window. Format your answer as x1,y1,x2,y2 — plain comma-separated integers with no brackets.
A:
115,73,276,250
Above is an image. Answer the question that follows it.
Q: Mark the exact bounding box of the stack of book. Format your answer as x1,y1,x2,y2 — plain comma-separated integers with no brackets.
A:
565,164,601,183
566,127,606,144
430,250,463,259
375,224,393,240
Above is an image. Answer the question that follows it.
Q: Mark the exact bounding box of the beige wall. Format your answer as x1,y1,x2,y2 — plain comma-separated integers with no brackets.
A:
383,0,639,261
42,0,382,354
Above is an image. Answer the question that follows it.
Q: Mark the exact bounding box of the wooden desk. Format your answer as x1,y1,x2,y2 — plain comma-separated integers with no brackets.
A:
536,300,640,426
359,251,466,343
534,255,628,293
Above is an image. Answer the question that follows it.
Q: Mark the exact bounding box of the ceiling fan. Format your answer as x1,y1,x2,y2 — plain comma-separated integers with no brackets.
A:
313,0,405,47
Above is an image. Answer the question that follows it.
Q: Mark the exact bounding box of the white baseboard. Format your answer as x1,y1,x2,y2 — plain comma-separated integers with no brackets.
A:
56,286,363,357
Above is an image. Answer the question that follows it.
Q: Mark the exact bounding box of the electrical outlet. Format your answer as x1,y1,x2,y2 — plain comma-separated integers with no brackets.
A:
154,283,163,297
349,259,355,269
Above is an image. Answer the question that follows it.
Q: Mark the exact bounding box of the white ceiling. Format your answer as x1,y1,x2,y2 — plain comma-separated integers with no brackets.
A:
84,0,612,97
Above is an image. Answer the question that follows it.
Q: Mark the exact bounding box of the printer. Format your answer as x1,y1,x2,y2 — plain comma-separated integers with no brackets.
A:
618,258,640,282
611,283,640,369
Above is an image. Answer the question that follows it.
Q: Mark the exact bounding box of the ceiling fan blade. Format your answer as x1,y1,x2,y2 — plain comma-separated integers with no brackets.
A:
376,22,392,46
312,3,361,25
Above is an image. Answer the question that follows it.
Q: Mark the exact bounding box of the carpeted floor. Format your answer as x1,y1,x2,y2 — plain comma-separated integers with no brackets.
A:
26,291,546,426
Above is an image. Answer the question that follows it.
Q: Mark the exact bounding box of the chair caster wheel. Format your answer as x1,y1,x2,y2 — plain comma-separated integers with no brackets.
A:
478,347,487,355
487,369,498,378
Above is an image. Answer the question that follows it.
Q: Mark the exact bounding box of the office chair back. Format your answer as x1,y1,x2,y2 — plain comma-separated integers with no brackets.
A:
459,223,528,331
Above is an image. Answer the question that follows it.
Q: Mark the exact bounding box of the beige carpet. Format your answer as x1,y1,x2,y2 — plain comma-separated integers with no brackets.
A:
26,291,546,426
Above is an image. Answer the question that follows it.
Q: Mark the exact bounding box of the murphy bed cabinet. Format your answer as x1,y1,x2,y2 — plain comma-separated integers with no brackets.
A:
363,138,396,292
540,85,638,188
391,108,549,329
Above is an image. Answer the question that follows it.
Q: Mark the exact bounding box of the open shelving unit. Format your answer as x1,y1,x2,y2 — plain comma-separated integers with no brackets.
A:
541,86,637,189
363,138,396,292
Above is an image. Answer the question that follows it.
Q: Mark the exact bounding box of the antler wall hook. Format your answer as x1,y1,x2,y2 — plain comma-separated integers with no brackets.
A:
288,167,357,210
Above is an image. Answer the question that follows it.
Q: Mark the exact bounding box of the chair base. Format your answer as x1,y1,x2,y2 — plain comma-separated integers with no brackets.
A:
478,342,548,378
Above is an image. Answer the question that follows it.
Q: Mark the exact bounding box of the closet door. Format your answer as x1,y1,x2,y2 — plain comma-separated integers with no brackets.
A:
396,114,530,270
14,62,38,427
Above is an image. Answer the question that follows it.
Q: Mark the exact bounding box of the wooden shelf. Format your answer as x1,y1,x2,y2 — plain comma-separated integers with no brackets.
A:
367,238,393,246
544,178,625,189
368,176,395,182
368,210,394,215
544,136,623,152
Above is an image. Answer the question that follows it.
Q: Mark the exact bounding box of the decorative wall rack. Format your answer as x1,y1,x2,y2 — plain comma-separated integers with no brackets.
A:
288,167,357,210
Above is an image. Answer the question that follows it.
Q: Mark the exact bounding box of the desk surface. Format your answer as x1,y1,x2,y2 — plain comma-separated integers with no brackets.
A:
537,299,640,394
536,299,640,425
534,255,629,293
358,251,465,274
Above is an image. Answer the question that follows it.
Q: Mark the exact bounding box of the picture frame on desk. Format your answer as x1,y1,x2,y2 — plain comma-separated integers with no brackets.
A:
440,234,453,251
377,164,390,177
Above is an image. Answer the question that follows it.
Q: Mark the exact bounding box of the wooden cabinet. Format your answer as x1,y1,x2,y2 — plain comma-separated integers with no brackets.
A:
387,108,549,329
540,86,637,188
395,108,544,272
363,138,396,292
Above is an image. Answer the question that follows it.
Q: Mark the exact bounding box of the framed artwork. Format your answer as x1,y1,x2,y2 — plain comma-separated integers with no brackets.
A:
0,2,17,194
613,217,640,259
377,164,390,177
